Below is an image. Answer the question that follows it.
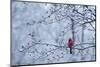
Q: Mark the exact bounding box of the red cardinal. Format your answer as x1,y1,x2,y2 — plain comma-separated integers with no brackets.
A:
67,38,74,54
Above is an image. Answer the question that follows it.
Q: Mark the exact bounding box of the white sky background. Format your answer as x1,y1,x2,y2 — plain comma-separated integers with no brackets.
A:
11,1,96,65
0,0,100,67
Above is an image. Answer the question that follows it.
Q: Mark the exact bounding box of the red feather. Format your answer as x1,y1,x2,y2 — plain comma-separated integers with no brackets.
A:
67,38,74,48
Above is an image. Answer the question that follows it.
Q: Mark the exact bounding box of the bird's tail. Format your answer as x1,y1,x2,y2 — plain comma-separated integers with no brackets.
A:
70,48,72,54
